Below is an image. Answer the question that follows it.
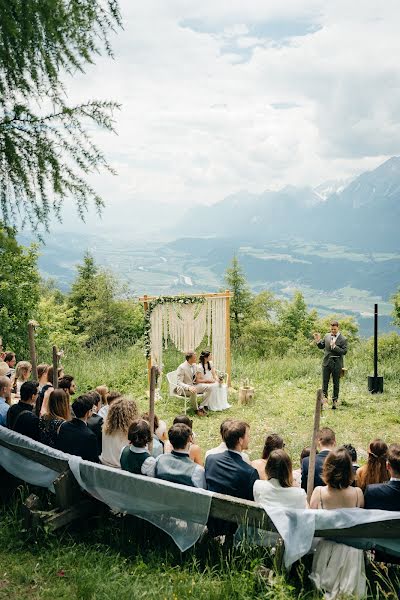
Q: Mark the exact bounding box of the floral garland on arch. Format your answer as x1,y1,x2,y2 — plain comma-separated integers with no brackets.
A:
143,295,205,359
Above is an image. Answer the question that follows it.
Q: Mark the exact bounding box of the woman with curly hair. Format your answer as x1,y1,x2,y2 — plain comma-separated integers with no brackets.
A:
356,438,389,491
38,389,71,448
100,397,139,468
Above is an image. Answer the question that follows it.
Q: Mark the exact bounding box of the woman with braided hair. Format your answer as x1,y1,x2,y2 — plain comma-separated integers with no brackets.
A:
355,438,389,491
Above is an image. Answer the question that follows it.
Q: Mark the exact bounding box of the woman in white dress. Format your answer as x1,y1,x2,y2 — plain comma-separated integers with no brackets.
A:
253,449,307,508
195,351,230,412
309,447,366,599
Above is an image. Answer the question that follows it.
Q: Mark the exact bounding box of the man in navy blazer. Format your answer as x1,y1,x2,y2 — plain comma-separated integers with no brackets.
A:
56,395,99,463
205,419,259,501
365,443,400,511
301,427,336,491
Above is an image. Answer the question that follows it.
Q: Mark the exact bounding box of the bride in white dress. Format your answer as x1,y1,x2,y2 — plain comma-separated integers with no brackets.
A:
195,351,230,412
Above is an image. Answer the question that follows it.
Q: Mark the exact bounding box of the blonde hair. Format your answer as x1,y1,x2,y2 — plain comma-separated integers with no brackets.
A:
15,361,32,381
104,397,139,436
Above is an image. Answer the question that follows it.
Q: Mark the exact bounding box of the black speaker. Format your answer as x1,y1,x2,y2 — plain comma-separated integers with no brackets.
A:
368,376,384,394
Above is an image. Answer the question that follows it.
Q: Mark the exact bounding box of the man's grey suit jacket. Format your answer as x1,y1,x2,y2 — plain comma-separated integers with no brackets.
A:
317,332,348,367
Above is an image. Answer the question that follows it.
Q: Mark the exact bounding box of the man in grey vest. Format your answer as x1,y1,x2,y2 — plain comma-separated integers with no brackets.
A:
313,320,347,409
153,423,206,488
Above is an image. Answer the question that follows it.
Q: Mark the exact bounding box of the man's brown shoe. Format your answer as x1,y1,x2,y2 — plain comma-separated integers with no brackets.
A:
196,409,206,417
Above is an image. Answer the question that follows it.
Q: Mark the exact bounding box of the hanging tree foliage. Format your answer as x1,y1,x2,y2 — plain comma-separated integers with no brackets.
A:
0,0,122,230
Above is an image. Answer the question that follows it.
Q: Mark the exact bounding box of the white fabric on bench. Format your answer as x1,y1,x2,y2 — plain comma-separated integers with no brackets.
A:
69,455,213,552
0,426,66,489
239,504,400,568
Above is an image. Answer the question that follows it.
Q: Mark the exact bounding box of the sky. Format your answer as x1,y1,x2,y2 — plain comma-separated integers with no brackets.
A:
59,0,400,234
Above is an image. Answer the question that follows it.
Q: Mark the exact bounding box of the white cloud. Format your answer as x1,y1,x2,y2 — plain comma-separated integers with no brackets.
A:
60,0,400,232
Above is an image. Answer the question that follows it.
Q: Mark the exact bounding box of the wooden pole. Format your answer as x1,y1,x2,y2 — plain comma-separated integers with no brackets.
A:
148,366,157,454
307,389,324,504
52,346,59,388
28,321,38,380
225,290,231,387
143,295,152,385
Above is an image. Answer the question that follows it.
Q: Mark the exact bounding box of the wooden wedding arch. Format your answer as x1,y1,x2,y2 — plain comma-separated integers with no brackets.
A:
139,291,232,386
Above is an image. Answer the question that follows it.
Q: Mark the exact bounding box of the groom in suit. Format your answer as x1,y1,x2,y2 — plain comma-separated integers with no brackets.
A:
176,352,211,416
314,320,347,409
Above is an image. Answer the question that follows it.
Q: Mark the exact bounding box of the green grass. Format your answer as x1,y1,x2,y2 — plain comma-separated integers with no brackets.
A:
2,341,398,599
63,341,400,468
1,496,399,600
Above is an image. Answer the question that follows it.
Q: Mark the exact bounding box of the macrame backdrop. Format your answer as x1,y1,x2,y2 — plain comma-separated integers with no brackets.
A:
149,298,227,372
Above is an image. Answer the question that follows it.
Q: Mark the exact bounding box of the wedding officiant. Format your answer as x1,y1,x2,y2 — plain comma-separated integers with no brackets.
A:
313,320,347,409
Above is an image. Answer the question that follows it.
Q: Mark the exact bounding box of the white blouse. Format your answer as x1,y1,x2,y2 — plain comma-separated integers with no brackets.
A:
100,431,128,468
253,478,307,508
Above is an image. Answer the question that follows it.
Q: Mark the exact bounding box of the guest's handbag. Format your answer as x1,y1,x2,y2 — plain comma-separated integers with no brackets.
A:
340,368,348,378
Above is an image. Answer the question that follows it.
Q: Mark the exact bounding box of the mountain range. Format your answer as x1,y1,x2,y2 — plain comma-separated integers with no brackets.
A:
177,156,400,252
19,157,400,336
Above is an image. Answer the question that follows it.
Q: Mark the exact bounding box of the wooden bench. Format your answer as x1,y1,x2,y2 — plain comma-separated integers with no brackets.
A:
1,433,400,550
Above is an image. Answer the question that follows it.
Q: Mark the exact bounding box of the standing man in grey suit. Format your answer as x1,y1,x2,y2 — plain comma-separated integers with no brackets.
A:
313,320,347,409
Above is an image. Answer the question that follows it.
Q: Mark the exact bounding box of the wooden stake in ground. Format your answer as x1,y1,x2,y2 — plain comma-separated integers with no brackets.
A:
52,346,59,388
307,389,324,504
28,320,38,380
148,365,158,454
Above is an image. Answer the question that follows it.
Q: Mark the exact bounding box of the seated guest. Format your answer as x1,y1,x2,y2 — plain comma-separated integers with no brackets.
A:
100,397,138,468
292,447,311,488
155,419,168,446
120,419,156,475
142,412,165,457
11,361,32,396
252,433,285,480
253,450,307,508
97,390,122,420
154,424,206,488
56,395,99,462
57,375,77,401
38,389,71,448
356,438,389,491
86,390,103,452
35,365,64,416
95,385,109,409
6,381,40,440
205,418,250,464
0,376,12,425
301,427,336,491
4,352,16,378
0,362,9,377
343,443,359,471
205,420,259,500
37,364,50,392
309,448,365,599
164,415,203,465
365,443,400,511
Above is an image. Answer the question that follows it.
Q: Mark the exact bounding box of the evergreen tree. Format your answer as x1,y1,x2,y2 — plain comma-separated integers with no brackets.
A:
0,0,121,230
68,252,98,333
277,291,317,342
0,223,40,355
224,255,253,339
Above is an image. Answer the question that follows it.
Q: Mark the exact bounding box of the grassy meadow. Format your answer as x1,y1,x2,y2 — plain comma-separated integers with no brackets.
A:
1,340,400,600
64,341,400,468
